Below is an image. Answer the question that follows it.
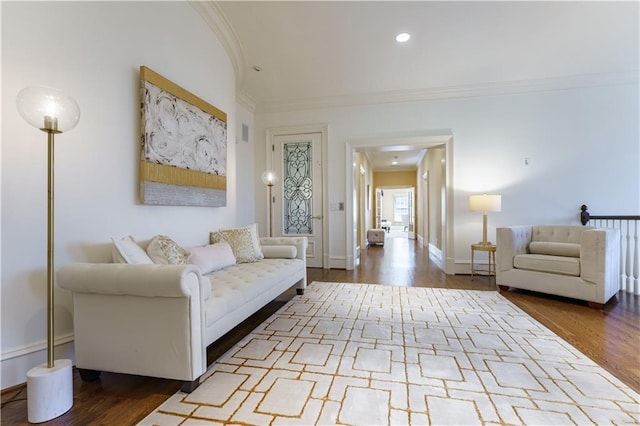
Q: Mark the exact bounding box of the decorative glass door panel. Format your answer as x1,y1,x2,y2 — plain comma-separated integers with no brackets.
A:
283,142,312,235
272,132,323,268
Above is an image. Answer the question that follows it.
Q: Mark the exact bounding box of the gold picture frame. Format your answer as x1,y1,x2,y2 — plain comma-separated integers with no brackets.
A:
139,66,227,207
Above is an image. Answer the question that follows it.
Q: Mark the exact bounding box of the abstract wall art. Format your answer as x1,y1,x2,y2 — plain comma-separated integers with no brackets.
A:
139,66,227,207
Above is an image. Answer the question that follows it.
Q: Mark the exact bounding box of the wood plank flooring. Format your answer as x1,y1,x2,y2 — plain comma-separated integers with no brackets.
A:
2,235,638,425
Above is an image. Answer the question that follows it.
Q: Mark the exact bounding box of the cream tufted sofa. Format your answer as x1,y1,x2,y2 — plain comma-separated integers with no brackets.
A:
58,237,307,392
496,225,619,308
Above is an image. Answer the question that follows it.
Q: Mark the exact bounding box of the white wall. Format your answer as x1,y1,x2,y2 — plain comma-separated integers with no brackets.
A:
1,2,242,389
255,83,639,269
235,103,256,227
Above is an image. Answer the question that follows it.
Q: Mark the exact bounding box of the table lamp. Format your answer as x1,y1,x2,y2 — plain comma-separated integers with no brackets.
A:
17,86,80,423
469,194,501,246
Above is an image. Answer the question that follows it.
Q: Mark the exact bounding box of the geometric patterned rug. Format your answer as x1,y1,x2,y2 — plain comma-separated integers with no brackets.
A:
139,282,640,425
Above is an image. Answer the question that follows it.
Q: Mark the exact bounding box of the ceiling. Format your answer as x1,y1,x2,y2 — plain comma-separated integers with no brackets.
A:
215,1,639,169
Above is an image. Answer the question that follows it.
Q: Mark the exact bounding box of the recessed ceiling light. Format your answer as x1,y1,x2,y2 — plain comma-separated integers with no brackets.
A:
392,160,398,165
395,33,411,43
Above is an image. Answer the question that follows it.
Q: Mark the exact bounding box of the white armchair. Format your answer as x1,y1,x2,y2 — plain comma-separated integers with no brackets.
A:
496,225,620,308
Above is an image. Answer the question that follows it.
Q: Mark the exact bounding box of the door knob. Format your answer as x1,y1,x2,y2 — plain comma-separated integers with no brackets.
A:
312,215,323,220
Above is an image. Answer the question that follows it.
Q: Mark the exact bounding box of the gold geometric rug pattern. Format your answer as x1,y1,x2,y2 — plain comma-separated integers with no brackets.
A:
140,282,639,425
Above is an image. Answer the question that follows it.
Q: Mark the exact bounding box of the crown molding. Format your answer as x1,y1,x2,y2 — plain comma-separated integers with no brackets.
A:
190,1,245,90
237,91,257,112
256,71,639,114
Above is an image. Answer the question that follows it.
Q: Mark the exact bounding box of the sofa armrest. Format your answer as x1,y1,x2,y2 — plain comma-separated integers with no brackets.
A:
57,263,207,383
58,263,202,298
260,237,308,262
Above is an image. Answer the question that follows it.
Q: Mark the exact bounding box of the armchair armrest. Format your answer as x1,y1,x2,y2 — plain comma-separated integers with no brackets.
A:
496,226,532,273
580,228,620,299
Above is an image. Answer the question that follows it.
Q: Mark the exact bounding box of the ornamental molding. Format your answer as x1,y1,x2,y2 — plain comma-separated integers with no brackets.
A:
255,71,639,114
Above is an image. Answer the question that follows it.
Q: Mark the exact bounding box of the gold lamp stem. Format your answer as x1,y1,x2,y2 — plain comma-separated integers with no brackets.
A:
47,130,55,368
482,211,488,246
268,184,273,238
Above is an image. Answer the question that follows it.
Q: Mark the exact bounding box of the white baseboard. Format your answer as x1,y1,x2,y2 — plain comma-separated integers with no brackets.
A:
2,336,75,390
329,256,347,269
454,261,494,275
428,243,443,269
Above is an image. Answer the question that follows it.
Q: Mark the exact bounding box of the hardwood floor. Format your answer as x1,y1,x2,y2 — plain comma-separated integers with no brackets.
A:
2,235,638,425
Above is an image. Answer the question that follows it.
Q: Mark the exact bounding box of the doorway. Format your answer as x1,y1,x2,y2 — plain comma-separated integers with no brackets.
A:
376,187,415,240
345,132,454,273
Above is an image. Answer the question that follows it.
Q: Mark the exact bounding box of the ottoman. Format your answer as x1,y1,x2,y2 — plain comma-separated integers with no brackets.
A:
367,229,385,246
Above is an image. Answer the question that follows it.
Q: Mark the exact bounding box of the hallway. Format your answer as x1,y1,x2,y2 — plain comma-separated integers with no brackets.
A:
311,231,495,290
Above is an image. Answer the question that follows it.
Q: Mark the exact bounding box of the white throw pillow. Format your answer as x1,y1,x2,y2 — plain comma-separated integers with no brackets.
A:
112,235,154,264
186,242,236,274
146,235,190,265
261,245,297,259
210,224,264,263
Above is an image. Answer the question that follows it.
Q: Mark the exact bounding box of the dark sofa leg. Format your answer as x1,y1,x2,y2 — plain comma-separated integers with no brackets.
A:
587,301,603,310
498,285,509,292
296,288,305,295
181,378,200,393
78,368,101,382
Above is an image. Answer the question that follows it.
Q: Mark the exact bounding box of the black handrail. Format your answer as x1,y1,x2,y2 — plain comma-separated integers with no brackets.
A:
580,205,640,226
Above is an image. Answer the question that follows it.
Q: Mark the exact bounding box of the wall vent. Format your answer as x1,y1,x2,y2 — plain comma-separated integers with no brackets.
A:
241,123,249,143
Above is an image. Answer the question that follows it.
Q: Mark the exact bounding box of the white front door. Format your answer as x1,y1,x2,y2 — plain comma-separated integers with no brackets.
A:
272,133,323,268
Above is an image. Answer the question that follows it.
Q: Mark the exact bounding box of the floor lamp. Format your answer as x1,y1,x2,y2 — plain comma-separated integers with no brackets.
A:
261,170,278,237
469,194,502,246
17,86,80,423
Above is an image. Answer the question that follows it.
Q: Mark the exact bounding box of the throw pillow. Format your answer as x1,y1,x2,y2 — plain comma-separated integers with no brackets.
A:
261,245,297,259
111,235,154,264
529,241,581,258
146,235,190,265
186,242,236,274
210,223,264,263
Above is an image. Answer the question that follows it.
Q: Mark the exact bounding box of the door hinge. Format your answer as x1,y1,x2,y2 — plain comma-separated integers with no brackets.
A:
272,144,275,152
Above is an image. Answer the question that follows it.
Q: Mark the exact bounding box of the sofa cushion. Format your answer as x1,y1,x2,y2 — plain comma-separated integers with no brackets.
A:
186,242,236,274
261,245,297,259
529,242,580,258
210,224,264,263
146,235,190,265
514,254,580,276
111,235,154,264
203,258,304,326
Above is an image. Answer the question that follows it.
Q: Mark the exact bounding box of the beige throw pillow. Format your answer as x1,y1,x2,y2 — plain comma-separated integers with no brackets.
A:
210,224,264,263
146,235,190,265
529,241,581,258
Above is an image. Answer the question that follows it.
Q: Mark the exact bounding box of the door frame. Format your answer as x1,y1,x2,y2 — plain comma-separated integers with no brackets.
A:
266,124,329,269
345,131,455,274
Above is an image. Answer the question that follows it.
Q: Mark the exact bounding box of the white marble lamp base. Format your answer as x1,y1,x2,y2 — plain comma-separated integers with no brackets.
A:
27,358,73,423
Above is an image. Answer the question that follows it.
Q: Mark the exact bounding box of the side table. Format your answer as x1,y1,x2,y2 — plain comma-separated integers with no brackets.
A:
471,243,497,280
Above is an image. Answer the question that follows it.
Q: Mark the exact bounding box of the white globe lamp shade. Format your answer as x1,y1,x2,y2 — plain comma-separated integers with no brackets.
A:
261,170,278,186
16,86,80,132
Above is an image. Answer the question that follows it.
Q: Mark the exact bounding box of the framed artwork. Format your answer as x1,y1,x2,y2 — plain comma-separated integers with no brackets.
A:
139,66,227,207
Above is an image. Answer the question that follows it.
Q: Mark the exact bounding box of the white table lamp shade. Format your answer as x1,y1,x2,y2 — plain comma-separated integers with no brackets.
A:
469,194,502,213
